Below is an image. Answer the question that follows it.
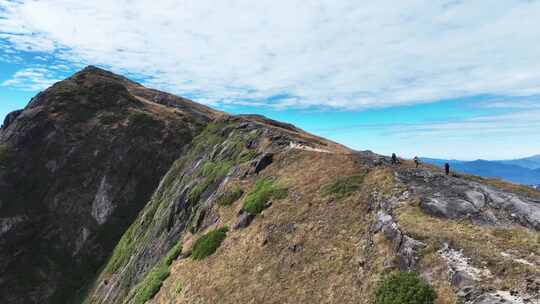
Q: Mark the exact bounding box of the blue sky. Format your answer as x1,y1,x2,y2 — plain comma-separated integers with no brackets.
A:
1,0,540,160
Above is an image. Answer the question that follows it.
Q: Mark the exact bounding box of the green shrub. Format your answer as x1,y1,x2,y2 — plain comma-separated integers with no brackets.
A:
242,179,288,214
217,187,244,206
132,262,170,304
375,272,436,304
321,174,365,199
164,242,182,266
191,227,228,260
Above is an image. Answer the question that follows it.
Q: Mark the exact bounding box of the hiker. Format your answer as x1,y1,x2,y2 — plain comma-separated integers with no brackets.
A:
445,162,450,175
413,156,420,168
391,153,398,165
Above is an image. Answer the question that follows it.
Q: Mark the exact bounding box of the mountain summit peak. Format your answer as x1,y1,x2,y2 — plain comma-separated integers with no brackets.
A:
70,65,140,86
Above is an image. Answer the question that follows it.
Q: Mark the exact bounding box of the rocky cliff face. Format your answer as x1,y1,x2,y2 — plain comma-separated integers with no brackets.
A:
1,67,539,304
0,66,218,303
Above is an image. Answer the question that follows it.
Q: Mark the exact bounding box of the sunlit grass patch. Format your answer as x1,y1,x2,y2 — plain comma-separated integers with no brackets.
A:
242,179,288,214
192,227,229,260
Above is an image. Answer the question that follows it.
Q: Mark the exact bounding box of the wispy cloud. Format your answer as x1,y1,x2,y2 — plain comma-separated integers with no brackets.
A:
477,98,540,110
1,67,62,91
389,110,540,137
0,0,539,109
316,109,540,136
316,109,540,159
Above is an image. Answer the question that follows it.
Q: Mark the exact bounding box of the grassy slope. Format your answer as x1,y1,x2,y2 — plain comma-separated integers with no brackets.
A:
83,119,272,303
84,117,540,304
147,152,539,304
150,152,394,304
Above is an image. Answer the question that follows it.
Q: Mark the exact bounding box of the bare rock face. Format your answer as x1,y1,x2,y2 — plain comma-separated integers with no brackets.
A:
374,210,426,271
0,66,217,304
233,211,256,229
91,175,115,226
396,168,540,229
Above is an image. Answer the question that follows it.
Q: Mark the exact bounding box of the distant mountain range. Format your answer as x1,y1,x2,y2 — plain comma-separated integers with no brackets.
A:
421,155,540,186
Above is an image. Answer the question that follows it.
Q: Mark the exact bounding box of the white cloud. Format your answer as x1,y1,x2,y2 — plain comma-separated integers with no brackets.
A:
388,110,540,137
478,99,540,110
320,109,540,160
0,0,540,109
1,67,62,91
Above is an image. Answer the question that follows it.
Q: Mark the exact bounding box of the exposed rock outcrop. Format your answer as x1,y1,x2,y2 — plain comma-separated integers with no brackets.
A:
397,168,540,230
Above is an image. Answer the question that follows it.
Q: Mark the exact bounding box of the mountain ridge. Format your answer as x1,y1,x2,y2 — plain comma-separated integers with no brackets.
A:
1,67,539,304
421,157,540,185
500,155,540,170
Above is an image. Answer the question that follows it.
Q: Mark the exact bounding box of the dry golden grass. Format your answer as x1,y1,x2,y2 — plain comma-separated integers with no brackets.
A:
143,149,539,304
148,151,388,304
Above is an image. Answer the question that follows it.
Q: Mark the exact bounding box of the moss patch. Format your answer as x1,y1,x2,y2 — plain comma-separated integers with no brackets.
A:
188,160,233,205
192,227,228,260
104,223,138,274
242,178,288,215
217,187,244,207
191,121,227,154
200,161,232,179
237,149,257,163
131,240,183,304
321,173,365,199
375,272,436,304
132,262,170,304
164,242,182,266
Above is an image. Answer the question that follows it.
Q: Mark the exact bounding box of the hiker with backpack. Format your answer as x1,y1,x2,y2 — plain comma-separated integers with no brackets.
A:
391,153,399,165
413,156,420,168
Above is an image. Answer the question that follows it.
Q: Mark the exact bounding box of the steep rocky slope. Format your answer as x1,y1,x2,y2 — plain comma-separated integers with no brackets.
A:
0,66,219,303
1,67,539,304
